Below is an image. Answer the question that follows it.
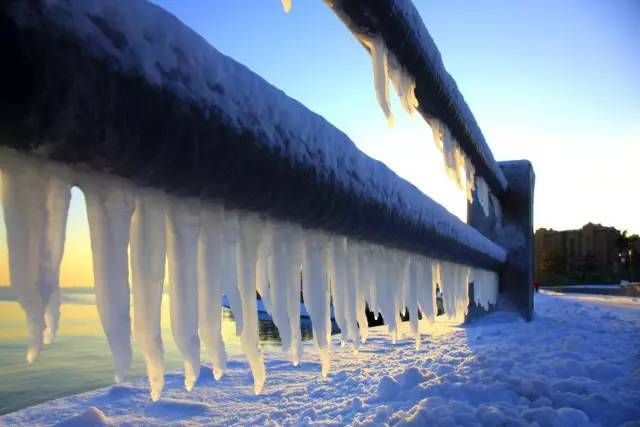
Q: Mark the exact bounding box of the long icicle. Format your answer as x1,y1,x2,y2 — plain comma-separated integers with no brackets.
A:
223,210,244,337
267,222,294,360
283,223,303,366
41,165,72,345
236,212,266,394
302,230,331,377
198,203,228,381
83,175,134,383
2,160,48,363
130,189,166,400
166,197,201,391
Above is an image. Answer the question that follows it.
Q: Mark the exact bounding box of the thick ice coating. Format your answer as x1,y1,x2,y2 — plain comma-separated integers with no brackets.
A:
82,175,134,383
130,189,167,400
166,197,201,391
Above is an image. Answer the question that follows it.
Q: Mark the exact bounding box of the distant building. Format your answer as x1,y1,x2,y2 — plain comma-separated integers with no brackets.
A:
534,223,621,283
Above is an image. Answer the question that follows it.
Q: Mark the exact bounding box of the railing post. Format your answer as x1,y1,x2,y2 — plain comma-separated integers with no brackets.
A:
467,160,535,320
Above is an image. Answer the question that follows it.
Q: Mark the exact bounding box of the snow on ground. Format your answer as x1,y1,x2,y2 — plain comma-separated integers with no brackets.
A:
1,292,639,426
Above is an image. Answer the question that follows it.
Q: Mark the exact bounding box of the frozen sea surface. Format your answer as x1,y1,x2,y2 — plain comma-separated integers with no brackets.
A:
1,292,639,426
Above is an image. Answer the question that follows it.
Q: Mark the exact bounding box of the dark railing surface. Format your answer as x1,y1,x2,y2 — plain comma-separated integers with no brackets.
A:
0,0,506,271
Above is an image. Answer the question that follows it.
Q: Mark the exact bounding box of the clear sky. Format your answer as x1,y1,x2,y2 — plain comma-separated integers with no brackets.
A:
0,1,638,286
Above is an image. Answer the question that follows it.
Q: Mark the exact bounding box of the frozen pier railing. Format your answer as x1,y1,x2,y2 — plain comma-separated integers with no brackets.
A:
0,0,533,399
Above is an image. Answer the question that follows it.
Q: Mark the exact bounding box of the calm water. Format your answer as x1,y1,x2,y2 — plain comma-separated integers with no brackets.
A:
0,288,313,415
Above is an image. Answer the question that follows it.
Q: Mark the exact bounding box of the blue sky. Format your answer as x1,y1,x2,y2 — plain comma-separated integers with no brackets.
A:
148,0,640,232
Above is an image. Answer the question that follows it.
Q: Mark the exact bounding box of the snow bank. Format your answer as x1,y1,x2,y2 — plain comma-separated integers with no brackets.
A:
3,293,638,426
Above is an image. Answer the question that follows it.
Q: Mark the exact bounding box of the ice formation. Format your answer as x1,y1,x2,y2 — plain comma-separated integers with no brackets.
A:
475,176,490,217
198,204,228,381
166,197,202,391
472,269,499,310
428,117,497,214
439,261,471,323
354,33,418,126
1,156,71,363
82,174,135,383
236,212,266,394
1,154,501,397
130,189,167,400
302,230,332,377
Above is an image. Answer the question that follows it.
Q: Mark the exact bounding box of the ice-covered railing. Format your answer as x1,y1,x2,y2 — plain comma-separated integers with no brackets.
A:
1,0,511,400
1,148,500,400
323,0,509,204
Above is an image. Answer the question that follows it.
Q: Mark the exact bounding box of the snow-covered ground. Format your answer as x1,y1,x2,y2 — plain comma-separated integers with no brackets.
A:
1,292,639,426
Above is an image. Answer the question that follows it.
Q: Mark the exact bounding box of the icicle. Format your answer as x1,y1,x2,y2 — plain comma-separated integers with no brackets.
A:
354,242,369,344
491,193,502,224
198,203,228,381
267,222,293,359
42,166,72,345
223,210,244,337
165,197,201,391
2,160,46,363
427,117,471,193
406,255,420,349
236,212,266,394
281,0,292,13
283,223,303,365
417,257,436,325
83,175,134,383
130,189,166,400
330,237,354,347
340,238,360,350
256,217,273,316
464,156,476,204
357,34,394,126
473,268,499,310
302,229,332,377
377,248,400,343
387,53,419,115
476,176,490,217
439,261,470,322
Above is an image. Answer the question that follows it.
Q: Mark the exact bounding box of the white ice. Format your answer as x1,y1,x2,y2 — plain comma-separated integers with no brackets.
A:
236,212,266,394
302,230,332,377
473,268,499,310
223,210,244,337
197,204,228,381
165,197,201,391
130,189,166,400
1,153,505,398
82,174,134,383
1,157,71,362
476,176,490,217
439,261,471,322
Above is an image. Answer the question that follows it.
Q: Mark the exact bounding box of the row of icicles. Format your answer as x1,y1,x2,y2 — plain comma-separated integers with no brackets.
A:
283,0,502,219
0,151,498,400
